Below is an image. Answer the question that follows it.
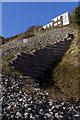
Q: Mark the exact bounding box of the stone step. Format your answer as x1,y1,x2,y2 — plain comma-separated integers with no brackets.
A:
22,71,41,78
13,59,55,75
44,44,69,50
13,59,53,70
16,54,59,64
36,45,68,51
34,44,70,54
33,52,64,59
31,66,52,74
26,68,51,79
14,50,63,63
28,70,44,76
15,58,59,70
14,64,46,78
33,49,66,57
53,40,71,45
13,54,62,71
40,46,67,51
47,45,69,51
24,69,44,76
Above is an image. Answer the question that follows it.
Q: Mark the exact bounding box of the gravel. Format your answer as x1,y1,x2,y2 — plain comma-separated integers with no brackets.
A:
1,75,80,120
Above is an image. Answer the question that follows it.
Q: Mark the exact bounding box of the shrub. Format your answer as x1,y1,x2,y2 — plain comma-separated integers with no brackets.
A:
11,71,20,77
71,6,80,25
22,33,35,39
2,63,11,74
0,36,5,45
22,26,43,39
2,53,15,62
26,26,43,33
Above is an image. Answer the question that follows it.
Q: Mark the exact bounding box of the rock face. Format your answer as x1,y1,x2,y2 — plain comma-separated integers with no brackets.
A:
1,75,80,120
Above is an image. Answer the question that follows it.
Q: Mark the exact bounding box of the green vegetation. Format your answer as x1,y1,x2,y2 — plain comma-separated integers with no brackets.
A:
22,26,44,39
22,78,34,94
51,63,79,102
46,33,79,102
2,62,21,76
2,63,21,76
3,35,18,44
2,53,21,76
2,63,11,74
0,36,5,45
69,23,78,30
22,33,35,39
71,6,80,25
2,53,15,62
2,53,15,74
11,71,21,77
26,26,43,33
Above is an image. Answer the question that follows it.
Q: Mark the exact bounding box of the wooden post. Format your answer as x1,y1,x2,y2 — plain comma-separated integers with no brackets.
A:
52,20,54,27
57,18,58,26
60,16,62,26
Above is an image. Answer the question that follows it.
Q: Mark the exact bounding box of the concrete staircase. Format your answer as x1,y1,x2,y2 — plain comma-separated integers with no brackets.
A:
10,35,74,82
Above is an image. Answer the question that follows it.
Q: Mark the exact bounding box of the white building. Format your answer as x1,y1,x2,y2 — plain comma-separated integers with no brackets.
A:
43,12,70,29
43,22,52,29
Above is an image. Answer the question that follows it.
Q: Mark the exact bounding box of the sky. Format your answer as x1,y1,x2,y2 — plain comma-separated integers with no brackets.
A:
2,2,78,38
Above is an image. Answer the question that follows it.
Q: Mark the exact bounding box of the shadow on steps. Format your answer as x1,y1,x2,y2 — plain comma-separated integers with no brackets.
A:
11,37,73,88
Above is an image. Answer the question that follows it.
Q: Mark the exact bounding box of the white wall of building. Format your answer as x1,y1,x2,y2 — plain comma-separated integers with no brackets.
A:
43,12,70,29
62,12,70,25
43,22,52,29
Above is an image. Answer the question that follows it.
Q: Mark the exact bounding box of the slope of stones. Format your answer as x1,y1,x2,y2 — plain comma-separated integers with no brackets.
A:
2,75,80,120
1,27,76,56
